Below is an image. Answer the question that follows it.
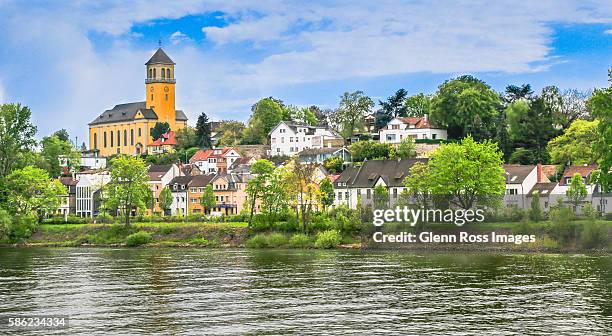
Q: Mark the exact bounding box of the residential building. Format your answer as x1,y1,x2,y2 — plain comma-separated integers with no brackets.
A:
75,170,110,217
188,174,216,213
333,159,427,209
189,147,242,174
148,164,182,214
269,121,344,156
59,149,107,173
526,182,557,213
503,164,540,209
593,185,612,214
147,131,177,155
551,165,598,214
88,48,188,156
379,116,447,144
298,147,352,164
58,176,78,216
559,164,598,185
168,176,192,216
210,174,251,215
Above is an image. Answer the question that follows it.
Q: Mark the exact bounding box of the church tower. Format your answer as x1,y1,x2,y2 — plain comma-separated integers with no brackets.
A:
145,48,176,128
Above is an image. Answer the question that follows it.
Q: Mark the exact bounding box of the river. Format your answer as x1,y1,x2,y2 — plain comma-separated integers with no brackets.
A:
0,248,610,335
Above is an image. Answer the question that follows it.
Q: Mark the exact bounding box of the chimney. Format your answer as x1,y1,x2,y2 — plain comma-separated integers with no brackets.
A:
537,162,542,183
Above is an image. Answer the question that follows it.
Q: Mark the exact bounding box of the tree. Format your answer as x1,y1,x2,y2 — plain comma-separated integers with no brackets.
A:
528,191,543,222
53,129,70,142
284,160,317,231
333,91,374,138
404,162,432,208
494,111,513,162
261,168,290,224
504,84,533,103
175,126,198,150
0,104,37,176
541,86,591,129
283,105,318,125
159,187,173,216
217,121,245,146
425,136,505,209
378,89,408,121
566,173,587,213
246,159,276,225
319,177,335,211
589,68,612,192
151,122,170,141
243,98,284,144
396,137,417,159
199,185,215,215
40,135,80,178
349,141,392,162
195,113,212,148
508,97,555,164
103,156,150,226
405,93,432,117
430,75,501,140
547,119,599,165
373,185,389,209
323,156,344,174
4,166,66,220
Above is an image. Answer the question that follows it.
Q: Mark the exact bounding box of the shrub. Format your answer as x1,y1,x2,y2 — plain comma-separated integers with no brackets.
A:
581,203,598,220
245,234,269,248
96,212,114,224
548,205,578,244
125,231,152,247
580,223,609,249
309,213,334,232
245,233,288,248
159,226,175,235
513,218,534,235
0,209,11,242
289,233,312,248
274,216,299,232
190,237,210,246
314,230,342,249
266,233,288,247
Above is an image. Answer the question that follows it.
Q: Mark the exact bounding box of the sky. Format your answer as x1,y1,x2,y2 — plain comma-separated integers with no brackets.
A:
0,0,611,145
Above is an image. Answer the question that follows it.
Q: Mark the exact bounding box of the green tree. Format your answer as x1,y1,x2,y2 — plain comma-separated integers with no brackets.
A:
246,159,276,225
323,156,344,174
566,173,587,213
217,121,246,146
373,185,389,209
333,91,374,138
175,126,198,150
319,177,335,211
244,98,284,144
504,84,533,103
159,187,173,216
349,141,392,162
53,129,70,142
283,105,318,125
199,185,215,215
430,75,501,140
529,191,543,222
405,93,432,117
151,122,170,141
0,103,37,176
547,119,599,165
40,135,80,178
396,137,417,159
195,112,212,148
589,68,612,192
261,168,290,225
4,166,66,219
508,97,555,164
494,111,513,162
404,162,432,208
426,136,505,209
103,156,150,226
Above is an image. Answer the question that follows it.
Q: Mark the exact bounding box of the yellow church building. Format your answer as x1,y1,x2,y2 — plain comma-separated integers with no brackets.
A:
89,48,188,156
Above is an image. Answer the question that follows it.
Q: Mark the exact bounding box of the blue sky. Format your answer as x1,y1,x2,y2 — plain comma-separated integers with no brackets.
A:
0,0,610,144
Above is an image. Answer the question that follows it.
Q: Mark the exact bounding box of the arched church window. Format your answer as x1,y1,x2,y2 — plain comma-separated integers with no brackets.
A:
167,68,171,78
161,68,166,78
153,68,156,78
148,68,152,78
94,133,97,149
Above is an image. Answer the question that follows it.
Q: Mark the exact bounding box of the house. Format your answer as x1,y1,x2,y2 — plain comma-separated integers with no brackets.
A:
526,182,557,213
189,147,242,174
593,185,612,214
379,116,447,144
333,159,427,209
58,176,78,216
147,164,182,214
551,165,598,214
178,163,202,176
187,174,216,213
503,164,540,209
147,131,177,155
297,147,351,164
168,176,192,216
559,164,598,185
75,170,110,217
269,121,344,156
209,174,252,215
59,149,107,173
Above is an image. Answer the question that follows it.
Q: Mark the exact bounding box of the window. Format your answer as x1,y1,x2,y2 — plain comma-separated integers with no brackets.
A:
165,94,168,101
153,68,156,77
104,132,107,147
151,94,153,101
148,68,152,78
392,124,400,130
167,68,171,77
432,134,437,140
124,130,127,145
281,137,284,143
93,133,97,149
117,130,121,146
280,129,286,133
271,138,276,144
289,137,293,142
138,128,142,137
110,131,114,147
366,189,371,199
131,129,134,145
161,68,166,78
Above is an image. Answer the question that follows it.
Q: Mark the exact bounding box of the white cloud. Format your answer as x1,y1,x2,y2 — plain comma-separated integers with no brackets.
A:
605,29,612,34
170,31,191,45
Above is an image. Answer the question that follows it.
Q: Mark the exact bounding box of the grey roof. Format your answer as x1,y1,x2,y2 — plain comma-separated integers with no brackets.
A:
169,176,192,188
527,182,557,196
503,164,536,184
298,147,345,156
90,102,188,125
335,159,428,188
149,164,173,173
190,174,215,187
146,48,175,65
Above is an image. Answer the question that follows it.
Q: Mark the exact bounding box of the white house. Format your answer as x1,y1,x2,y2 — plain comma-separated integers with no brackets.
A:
269,121,344,157
503,164,540,209
75,170,110,217
189,147,242,174
168,176,191,216
379,116,447,144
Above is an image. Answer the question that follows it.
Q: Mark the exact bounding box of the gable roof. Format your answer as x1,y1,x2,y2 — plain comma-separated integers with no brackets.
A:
89,102,158,126
189,147,240,162
335,159,428,188
176,110,188,121
150,131,177,146
561,164,597,182
148,164,174,181
385,116,442,130
503,164,536,184
190,174,215,187
146,48,175,65
269,120,342,137
298,147,347,157
528,182,557,196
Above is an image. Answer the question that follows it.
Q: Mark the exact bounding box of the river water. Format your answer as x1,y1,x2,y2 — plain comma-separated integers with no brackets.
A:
0,248,610,335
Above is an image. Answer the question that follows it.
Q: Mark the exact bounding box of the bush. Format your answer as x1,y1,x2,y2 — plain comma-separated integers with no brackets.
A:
245,234,269,248
159,226,175,235
189,237,210,246
289,233,312,248
309,213,334,232
266,233,288,247
96,212,114,224
580,223,609,249
0,209,11,242
274,216,300,232
514,218,534,235
245,233,288,248
314,230,342,249
2,214,38,243
125,231,152,247
548,205,578,244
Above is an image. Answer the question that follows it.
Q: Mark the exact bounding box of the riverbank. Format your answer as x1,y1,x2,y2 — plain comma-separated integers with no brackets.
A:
2,220,610,253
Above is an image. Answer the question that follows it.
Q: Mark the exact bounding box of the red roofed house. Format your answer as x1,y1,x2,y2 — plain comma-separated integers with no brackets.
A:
379,116,447,144
189,147,242,174
559,164,598,186
147,131,177,155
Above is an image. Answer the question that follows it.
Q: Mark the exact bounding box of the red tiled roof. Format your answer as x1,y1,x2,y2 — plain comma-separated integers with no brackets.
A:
189,147,239,162
396,117,433,129
561,164,597,185
150,131,176,146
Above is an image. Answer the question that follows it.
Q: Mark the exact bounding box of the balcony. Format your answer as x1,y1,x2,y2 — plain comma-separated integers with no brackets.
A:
145,78,176,84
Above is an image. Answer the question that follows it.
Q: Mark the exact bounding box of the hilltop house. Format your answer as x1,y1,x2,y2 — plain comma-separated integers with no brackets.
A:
147,131,177,155
269,121,344,156
189,147,242,174
379,116,447,144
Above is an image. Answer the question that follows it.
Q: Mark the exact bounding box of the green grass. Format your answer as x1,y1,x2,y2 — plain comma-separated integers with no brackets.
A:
40,221,248,232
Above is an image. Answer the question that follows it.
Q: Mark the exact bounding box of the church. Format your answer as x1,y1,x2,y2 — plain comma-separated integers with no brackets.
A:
89,48,188,156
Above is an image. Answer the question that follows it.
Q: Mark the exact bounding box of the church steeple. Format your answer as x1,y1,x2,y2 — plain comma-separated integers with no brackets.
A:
145,48,176,126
